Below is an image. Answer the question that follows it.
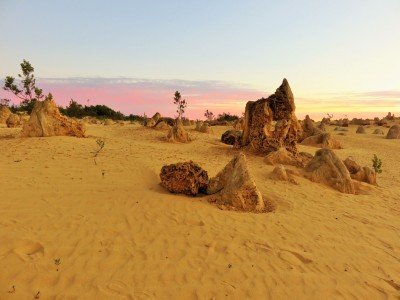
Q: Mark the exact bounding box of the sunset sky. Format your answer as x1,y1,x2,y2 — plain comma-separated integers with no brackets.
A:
1,0,399,119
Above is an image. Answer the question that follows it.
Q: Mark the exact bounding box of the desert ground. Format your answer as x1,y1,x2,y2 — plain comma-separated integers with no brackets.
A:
1,121,399,299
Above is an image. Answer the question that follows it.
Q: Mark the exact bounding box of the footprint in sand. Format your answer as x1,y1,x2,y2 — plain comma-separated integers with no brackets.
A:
278,249,313,266
12,240,45,261
98,280,152,299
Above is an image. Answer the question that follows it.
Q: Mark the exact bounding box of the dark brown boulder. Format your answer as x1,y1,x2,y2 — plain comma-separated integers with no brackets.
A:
221,130,242,145
160,162,208,195
306,149,355,194
241,79,302,155
386,125,400,139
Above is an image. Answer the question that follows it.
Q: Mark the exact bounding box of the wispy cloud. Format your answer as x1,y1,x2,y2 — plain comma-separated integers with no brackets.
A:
1,77,399,120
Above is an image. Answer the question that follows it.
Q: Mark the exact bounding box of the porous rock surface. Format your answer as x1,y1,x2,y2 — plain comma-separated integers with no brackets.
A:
160,162,208,195
221,130,242,145
241,79,302,156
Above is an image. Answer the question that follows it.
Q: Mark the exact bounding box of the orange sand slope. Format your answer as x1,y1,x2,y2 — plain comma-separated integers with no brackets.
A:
0,123,399,299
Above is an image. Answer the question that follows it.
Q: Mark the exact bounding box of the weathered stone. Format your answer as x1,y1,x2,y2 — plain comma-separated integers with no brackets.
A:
6,114,20,128
386,125,400,139
20,99,85,137
144,118,156,127
376,118,388,126
199,123,213,134
241,79,302,156
160,162,208,195
356,125,367,134
300,115,323,141
154,121,170,130
152,112,161,123
373,128,384,135
343,157,376,185
264,147,296,166
385,112,395,121
195,121,203,131
306,149,355,194
0,105,12,123
207,153,265,212
221,130,242,145
167,123,191,143
233,118,244,130
350,118,370,126
270,164,289,181
301,133,342,149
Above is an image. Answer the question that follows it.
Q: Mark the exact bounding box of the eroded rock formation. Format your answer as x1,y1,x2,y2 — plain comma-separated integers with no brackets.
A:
241,79,302,156
0,106,12,123
207,153,266,212
167,123,191,143
20,99,85,137
301,133,342,149
221,130,242,146
356,125,367,134
6,114,20,128
343,157,376,185
160,162,208,195
386,125,400,139
306,149,355,194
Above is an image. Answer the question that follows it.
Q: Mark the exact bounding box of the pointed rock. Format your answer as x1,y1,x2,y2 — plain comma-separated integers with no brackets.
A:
207,153,265,212
386,125,400,139
167,123,191,143
241,79,302,155
20,98,85,137
306,149,355,194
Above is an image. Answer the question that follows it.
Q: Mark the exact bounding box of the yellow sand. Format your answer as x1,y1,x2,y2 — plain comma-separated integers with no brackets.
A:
0,122,399,299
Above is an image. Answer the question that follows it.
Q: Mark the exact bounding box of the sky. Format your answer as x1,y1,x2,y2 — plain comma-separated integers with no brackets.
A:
0,0,399,120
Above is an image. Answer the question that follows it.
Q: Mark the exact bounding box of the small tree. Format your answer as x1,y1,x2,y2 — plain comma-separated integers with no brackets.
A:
372,154,382,174
173,91,187,120
3,59,46,113
204,109,214,121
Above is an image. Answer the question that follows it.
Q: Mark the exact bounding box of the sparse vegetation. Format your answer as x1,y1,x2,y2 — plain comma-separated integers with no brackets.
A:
173,91,187,120
93,138,105,165
54,258,61,271
204,109,214,121
372,154,383,174
216,112,239,122
3,59,50,114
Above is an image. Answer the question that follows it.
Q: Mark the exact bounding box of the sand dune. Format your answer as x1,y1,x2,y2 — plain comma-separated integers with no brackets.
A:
1,122,399,299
